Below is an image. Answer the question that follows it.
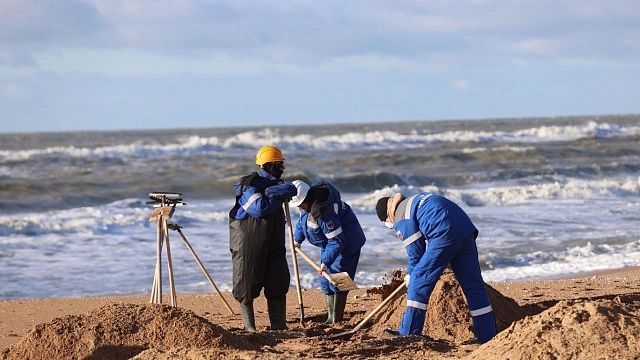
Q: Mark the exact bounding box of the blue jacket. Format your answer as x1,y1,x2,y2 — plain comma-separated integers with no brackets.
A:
393,193,478,274
294,181,366,267
232,168,285,220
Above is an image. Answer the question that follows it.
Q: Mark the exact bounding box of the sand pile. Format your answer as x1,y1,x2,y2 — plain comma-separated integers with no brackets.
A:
1,303,252,360
361,269,525,343
468,297,640,360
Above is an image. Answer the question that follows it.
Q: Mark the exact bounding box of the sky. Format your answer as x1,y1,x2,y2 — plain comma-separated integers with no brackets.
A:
1,0,640,133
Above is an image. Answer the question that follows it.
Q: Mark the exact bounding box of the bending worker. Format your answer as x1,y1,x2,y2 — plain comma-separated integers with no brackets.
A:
228,145,297,332
290,180,366,324
375,192,496,343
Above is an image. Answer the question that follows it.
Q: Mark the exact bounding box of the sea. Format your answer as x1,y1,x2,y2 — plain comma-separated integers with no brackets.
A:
1,115,639,300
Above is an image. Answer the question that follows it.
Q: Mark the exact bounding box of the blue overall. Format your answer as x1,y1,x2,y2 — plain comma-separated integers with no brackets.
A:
394,193,496,343
293,181,366,295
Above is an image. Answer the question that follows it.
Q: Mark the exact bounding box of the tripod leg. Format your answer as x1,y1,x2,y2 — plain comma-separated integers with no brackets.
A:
176,228,235,315
151,215,164,304
164,219,177,307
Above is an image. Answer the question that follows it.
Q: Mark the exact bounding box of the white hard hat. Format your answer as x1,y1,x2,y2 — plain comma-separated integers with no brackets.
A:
289,180,310,207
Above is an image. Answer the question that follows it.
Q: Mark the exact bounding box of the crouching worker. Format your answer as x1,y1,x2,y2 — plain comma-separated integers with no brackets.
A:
228,145,297,332
290,180,366,324
375,192,496,343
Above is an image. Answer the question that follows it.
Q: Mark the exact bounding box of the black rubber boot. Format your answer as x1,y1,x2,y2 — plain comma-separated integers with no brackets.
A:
334,292,348,323
267,297,288,330
240,302,256,332
323,295,336,324
382,327,404,339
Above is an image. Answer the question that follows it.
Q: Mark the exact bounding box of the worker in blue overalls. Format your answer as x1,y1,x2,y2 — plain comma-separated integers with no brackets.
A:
229,145,297,332
290,180,366,324
375,192,496,343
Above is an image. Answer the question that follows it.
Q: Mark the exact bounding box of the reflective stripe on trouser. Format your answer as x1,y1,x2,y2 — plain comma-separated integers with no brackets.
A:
450,238,496,343
398,233,496,343
319,248,361,295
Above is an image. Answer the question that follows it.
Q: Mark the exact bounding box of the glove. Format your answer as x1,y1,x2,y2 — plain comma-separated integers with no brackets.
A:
264,183,297,199
404,274,410,286
318,263,328,275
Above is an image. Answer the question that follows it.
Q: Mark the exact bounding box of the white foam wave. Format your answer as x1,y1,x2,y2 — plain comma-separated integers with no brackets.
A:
2,121,638,162
461,145,534,154
483,240,640,281
176,209,229,223
0,199,232,238
350,176,640,209
185,121,640,151
0,199,148,238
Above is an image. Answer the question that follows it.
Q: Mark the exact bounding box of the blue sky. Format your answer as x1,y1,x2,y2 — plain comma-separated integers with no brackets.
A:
1,0,639,133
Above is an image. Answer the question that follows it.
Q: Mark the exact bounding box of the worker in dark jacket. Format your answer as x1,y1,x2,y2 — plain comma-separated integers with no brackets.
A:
229,145,297,332
290,180,366,324
375,192,496,343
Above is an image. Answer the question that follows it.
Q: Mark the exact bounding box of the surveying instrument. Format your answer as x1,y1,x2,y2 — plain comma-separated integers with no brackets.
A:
147,192,234,314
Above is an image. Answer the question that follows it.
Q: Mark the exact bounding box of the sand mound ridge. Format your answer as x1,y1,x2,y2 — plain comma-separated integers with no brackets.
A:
360,269,525,343
1,303,253,360
468,296,640,360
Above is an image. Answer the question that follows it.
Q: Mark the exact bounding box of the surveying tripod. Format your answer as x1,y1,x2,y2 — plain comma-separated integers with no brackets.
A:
148,192,234,315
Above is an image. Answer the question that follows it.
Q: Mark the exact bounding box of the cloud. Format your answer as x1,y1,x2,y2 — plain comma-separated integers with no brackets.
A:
0,83,27,100
452,79,470,91
512,38,564,55
1,0,639,70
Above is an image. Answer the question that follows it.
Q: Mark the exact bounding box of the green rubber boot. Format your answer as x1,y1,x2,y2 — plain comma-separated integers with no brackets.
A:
240,302,256,332
267,297,288,330
323,294,336,324
334,292,348,323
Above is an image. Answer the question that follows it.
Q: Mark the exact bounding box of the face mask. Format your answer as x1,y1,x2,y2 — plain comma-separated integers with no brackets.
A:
384,221,394,229
263,162,284,178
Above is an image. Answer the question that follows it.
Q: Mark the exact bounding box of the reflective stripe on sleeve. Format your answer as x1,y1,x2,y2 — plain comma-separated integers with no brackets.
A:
402,231,422,247
469,305,493,317
325,227,343,239
407,300,427,310
242,193,263,211
418,193,433,207
306,220,319,229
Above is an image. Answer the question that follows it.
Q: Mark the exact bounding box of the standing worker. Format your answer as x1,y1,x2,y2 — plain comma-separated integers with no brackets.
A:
228,145,297,332
290,180,366,324
375,192,496,343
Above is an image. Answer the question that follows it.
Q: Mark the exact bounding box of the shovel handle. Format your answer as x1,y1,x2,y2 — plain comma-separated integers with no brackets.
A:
284,202,305,324
294,247,338,286
352,282,407,333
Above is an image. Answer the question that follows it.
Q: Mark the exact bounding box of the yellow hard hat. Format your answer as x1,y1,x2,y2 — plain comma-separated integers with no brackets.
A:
255,145,285,165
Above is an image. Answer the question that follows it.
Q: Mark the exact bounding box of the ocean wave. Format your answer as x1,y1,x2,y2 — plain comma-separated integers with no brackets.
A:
350,176,640,209
2,121,638,162
0,199,149,238
461,145,534,154
0,198,231,238
482,240,640,281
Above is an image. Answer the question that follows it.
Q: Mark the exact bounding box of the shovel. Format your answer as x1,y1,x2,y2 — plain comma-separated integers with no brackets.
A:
328,281,407,339
284,202,305,326
294,247,359,292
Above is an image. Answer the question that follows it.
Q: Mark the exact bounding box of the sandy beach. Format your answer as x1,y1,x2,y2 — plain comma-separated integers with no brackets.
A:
2,266,640,359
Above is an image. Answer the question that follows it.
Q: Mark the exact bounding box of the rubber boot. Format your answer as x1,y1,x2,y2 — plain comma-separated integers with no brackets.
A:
267,297,287,330
323,295,335,324
240,302,256,333
334,292,348,323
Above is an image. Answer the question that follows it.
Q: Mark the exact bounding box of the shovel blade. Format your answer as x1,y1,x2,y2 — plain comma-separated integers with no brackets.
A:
330,272,359,291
